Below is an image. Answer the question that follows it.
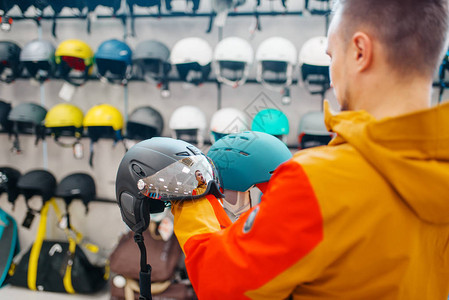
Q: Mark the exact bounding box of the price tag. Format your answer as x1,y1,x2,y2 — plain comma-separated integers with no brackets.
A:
59,82,76,102
22,210,35,229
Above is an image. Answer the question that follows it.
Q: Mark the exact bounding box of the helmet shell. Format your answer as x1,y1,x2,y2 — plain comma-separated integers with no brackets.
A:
0,41,22,83
0,167,21,205
17,169,56,202
210,107,249,142
20,39,55,63
208,131,292,191
55,39,94,68
56,173,96,209
83,104,124,131
251,108,290,135
127,106,164,140
169,105,207,130
171,37,213,66
133,40,170,62
20,39,56,81
214,37,254,64
0,100,12,132
298,111,328,136
95,39,132,65
299,36,330,67
45,103,84,128
256,37,297,64
115,137,206,231
8,103,47,125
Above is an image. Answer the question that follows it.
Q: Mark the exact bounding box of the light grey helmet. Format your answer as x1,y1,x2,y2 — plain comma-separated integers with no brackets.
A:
298,111,333,149
298,111,327,136
20,39,56,81
8,103,47,126
126,106,164,140
132,40,171,83
8,103,47,153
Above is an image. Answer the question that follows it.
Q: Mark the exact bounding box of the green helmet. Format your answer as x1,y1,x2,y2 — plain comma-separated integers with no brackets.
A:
251,108,289,136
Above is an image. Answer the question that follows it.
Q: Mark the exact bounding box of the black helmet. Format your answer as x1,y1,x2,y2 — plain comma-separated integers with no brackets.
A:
126,106,164,141
86,0,122,33
0,167,21,208
17,169,56,211
115,137,224,233
56,173,96,213
0,100,12,133
0,41,22,83
126,0,161,36
49,1,87,38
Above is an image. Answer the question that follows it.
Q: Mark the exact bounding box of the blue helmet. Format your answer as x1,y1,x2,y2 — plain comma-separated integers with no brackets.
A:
95,39,133,84
207,131,292,192
251,108,290,141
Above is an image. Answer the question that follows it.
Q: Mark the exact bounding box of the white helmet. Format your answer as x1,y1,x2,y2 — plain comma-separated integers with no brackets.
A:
213,37,254,88
255,37,297,92
170,37,213,86
169,105,207,147
210,107,249,143
299,36,331,94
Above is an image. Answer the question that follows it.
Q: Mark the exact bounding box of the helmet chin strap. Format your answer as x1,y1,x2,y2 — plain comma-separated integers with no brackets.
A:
134,231,153,300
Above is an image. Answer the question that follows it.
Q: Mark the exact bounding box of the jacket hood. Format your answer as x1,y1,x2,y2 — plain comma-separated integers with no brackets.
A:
323,100,449,224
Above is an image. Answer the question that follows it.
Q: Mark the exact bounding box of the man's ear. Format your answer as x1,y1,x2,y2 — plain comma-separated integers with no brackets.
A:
351,32,373,72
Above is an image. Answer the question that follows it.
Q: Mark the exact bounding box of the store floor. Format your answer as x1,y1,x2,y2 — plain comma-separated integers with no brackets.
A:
0,285,110,299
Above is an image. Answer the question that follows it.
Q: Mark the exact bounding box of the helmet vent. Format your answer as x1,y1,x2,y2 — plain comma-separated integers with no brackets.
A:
131,163,146,177
175,151,190,156
239,151,249,156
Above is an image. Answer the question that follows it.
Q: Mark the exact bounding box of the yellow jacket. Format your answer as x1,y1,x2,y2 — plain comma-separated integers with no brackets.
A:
172,101,449,300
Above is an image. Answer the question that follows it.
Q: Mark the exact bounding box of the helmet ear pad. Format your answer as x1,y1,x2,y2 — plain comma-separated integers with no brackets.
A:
118,192,165,233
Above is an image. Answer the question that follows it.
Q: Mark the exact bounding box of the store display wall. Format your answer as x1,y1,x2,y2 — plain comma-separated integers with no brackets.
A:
0,1,443,256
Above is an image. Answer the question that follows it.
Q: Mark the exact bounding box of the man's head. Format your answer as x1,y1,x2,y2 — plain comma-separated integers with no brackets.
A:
195,170,206,185
327,0,449,112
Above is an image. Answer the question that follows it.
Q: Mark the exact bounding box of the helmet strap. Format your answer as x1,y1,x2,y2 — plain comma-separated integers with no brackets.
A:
11,122,21,154
89,141,95,167
133,232,153,300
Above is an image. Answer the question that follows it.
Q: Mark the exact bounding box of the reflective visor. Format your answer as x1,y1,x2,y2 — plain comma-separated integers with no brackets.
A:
138,155,223,201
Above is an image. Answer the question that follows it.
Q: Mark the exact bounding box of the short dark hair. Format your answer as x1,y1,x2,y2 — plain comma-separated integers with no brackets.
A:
335,0,449,77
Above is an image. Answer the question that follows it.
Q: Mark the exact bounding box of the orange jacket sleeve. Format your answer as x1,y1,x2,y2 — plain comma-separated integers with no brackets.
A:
171,160,324,299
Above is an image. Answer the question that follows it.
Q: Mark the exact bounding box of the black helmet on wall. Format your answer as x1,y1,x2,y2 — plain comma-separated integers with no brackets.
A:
17,169,56,211
0,41,22,83
0,167,21,208
56,173,96,213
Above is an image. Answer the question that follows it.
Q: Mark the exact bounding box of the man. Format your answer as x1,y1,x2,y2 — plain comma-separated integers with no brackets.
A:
171,0,449,299
192,170,207,196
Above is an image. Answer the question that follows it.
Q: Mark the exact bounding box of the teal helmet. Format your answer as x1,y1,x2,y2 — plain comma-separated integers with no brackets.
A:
251,108,289,137
207,131,292,192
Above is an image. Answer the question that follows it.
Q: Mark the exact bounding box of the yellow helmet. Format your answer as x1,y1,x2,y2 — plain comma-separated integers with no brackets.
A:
83,104,123,131
55,39,94,68
45,103,84,128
